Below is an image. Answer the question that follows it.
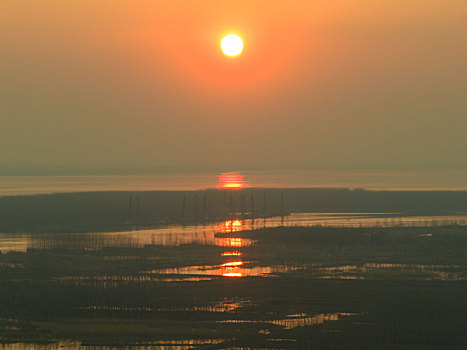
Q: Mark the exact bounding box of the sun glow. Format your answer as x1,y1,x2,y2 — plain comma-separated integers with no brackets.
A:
217,172,247,189
221,34,243,57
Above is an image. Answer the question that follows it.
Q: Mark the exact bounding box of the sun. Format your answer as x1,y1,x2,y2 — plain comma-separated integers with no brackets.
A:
221,34,243,57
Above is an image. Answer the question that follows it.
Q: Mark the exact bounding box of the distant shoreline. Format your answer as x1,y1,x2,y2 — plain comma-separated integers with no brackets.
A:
2,170,467,196
2,186,467,199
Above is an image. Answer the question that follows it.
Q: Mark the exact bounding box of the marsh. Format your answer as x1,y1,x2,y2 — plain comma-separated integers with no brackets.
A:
0,207,465,349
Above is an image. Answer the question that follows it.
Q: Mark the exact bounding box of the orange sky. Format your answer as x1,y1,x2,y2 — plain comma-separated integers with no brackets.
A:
1,1,466,174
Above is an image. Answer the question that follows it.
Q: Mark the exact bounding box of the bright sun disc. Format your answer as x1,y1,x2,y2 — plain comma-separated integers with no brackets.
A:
221,34,243,57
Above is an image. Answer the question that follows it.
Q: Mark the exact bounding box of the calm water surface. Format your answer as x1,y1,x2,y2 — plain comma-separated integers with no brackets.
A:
2,212,465,281
2,212,467,254
2,169,467,195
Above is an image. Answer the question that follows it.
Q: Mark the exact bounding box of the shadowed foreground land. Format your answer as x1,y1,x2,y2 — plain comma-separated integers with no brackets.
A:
0,225,466,349
1,188,467,233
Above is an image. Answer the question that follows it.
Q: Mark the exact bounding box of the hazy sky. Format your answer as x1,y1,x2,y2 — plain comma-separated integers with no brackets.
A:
1,1,466,175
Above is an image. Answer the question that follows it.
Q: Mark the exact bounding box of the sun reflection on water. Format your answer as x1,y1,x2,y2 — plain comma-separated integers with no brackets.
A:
222,261,244,267
221,251,242,256
216,237,249,248
217,172,247,189
217,219,249,277
221,260,244,277
222,272,243,277
216,219,250,233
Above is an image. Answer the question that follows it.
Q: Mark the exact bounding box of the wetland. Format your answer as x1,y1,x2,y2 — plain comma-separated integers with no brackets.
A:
0,208,466,349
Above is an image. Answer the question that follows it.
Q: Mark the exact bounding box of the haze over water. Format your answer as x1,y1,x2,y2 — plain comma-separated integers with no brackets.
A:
2,169,467,196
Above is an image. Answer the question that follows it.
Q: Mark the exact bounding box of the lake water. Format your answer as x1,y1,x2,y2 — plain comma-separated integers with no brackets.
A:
1,212,466,282
1,169,467,196
1,212,466,254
